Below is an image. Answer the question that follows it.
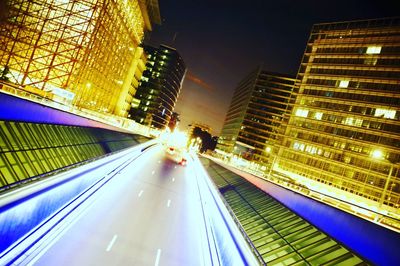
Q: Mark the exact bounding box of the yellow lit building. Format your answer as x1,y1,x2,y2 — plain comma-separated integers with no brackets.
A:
278,17,400,216
0,0,160,117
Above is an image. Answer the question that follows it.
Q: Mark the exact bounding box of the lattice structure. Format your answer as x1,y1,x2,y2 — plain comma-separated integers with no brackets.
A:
0,0,158,116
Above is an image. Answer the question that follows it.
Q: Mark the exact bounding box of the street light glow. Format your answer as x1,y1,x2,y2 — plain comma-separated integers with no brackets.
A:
371,149,384,159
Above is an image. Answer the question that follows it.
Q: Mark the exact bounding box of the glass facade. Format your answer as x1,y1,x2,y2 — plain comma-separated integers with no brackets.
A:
0,120,148,188
279,17,400,215
129,45,186,129
217,67,296,163
203,159,365,265
0,0,159,116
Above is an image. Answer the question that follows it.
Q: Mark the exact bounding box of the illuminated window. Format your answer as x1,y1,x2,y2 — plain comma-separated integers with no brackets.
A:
314,112,323,120
293,141,305,151
305,145,317,155
343,117,363,127
374,108,396,119
364,58,377,65
366,46,382,54
338,80,349,88
295,108,309,118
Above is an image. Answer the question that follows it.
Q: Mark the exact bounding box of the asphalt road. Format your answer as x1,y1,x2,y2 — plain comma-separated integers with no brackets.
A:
31,145,209,266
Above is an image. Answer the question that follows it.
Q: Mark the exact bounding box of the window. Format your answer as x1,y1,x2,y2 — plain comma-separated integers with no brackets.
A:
374,108,396,119
343,117,363,127
295,108,309,118
314,112,323,120
366,46,382,54
338,80,349,88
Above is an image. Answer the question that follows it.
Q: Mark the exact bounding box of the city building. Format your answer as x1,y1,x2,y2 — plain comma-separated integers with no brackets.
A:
277,17,400,216
216,66,296,162
0,0,160,116
129,44,186,129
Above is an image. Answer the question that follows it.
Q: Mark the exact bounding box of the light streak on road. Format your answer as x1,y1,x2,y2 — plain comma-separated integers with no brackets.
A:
154,249,161,266
106,235,118,252
0,143,258,265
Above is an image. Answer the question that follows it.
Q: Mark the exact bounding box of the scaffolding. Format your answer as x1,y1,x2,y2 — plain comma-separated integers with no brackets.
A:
0,0,159,116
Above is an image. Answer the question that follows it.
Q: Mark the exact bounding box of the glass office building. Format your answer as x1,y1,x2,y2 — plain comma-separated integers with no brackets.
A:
279,17,400,215
217,66,296,164
0,0,160,116
129,45,186,129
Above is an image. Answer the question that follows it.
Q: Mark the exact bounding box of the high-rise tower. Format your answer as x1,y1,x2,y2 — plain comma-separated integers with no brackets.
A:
217,66,296,163
279,17,400,215
129,45,186,129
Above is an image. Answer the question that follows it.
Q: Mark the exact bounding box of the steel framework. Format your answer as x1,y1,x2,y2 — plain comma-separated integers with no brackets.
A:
0,0,156,115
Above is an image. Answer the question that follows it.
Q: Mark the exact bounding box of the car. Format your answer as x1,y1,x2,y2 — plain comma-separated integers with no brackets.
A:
165,146,188,166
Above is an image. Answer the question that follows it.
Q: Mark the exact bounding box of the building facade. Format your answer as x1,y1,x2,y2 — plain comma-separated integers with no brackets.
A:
129,44,186,129
0,0,160,116
217,66,296,163
278,17,400,215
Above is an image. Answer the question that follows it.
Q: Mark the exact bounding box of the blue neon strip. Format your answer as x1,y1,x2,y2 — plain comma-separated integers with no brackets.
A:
243,174,400,265
0,93,127,132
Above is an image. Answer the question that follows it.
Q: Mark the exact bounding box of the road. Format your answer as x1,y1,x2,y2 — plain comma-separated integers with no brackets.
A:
29,145,209,266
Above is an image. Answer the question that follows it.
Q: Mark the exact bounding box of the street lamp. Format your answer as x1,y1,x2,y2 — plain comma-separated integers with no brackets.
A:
265,146,277,178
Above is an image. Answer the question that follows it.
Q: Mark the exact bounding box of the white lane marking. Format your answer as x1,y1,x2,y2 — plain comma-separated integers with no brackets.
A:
152,170,155,175
155,249,162,266
106,235,118,252
138,190,144,197
172,178,175,182
167,199,171,208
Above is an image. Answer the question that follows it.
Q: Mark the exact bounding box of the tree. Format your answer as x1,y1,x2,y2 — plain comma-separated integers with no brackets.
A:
191,126,218,153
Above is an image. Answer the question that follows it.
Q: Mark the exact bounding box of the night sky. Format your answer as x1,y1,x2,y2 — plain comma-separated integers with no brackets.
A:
148,0,399,135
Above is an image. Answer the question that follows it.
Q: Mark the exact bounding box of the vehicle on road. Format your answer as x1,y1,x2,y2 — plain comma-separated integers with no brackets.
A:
165,146,188,166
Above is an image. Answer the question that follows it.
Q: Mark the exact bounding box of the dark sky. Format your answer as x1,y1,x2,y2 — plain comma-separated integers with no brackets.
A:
148,0,398,135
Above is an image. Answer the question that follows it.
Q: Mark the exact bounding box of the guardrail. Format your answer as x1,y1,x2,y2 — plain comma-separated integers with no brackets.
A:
0,81,155,136
191,154,259,266
0,140,157,265
216,159,400,266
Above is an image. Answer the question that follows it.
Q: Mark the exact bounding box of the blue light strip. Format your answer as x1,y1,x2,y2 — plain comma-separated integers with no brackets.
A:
0,140,156,262
225,166,400,265
191,155,259,265
0,93,128,132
